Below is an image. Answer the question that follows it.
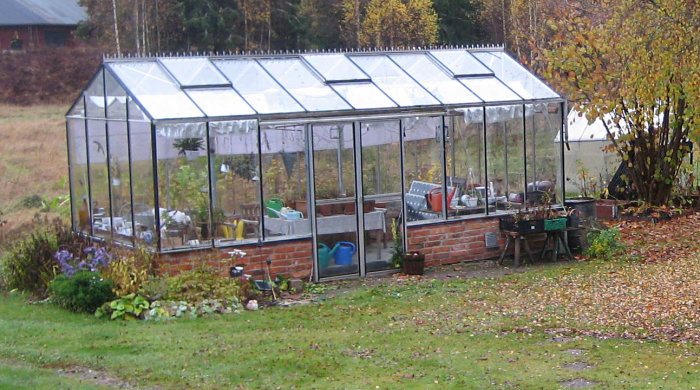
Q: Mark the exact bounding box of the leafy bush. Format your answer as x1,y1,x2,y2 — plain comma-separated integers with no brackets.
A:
100,246,156,297
165,266,242,303
50,271,114,313
96,293,150,320
585,227,624,258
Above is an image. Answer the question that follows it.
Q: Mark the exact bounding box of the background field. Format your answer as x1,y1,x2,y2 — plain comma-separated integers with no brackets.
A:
0,104,69,236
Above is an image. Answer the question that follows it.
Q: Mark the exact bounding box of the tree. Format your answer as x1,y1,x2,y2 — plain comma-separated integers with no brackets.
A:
340,0,438,48
544,0,699,205
432,0,485,45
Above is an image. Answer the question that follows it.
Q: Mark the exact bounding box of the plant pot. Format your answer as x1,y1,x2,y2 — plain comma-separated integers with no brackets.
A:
317,204,332,216
295,200,308,216
402,251,425,275
332,202,344,215
363,200,375,213
184,150,199,161
344,202,356,215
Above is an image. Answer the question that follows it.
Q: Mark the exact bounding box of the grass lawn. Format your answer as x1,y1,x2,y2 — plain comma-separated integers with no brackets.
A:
2,249,700,389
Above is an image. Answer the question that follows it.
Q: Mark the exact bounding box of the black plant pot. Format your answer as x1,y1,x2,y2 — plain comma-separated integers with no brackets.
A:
402,251,425,275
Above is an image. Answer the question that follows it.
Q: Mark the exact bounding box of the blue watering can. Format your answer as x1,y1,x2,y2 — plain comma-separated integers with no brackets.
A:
332,241,356,265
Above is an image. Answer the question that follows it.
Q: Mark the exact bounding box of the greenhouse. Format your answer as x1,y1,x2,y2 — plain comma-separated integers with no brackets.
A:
66,46,566,281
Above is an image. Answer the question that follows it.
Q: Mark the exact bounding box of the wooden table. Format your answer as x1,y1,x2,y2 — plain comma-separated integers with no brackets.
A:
498,227,577,267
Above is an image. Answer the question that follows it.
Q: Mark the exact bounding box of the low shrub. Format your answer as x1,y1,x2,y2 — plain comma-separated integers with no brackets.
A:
1,230,58,297
165,266,242,303
0,218,90,297
50,271,115,313
96,293,150,320
585,227,624,258
101,246,157,297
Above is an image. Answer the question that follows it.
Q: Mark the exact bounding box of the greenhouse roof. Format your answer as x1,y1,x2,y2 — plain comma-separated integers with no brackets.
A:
70,47,562,122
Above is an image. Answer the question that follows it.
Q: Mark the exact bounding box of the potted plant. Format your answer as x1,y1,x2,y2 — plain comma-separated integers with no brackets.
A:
173,138,204,161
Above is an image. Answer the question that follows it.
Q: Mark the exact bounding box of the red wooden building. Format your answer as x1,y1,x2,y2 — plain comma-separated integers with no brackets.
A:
0,0,86,51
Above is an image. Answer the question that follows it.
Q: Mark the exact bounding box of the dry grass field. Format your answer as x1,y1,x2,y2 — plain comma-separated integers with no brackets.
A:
0,104,69,234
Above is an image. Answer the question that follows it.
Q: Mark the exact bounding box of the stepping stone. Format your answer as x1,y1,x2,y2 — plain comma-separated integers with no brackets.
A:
564,349,585,356
561,378,596,388
563,361,593,371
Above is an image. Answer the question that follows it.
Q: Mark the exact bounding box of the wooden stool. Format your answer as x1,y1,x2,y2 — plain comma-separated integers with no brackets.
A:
498,231,536,267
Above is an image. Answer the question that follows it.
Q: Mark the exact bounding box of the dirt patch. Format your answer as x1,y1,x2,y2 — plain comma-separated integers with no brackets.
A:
56,366,136,388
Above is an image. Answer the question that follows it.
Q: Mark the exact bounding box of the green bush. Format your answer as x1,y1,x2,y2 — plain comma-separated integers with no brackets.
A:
585,227,624,258
50,271,114,313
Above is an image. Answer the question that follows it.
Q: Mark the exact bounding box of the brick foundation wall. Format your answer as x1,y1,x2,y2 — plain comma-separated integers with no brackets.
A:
154,215,546,278
406,217,505,267
156,239,313,279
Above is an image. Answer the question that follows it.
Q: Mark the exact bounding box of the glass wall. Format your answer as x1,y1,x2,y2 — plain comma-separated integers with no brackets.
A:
360,120,402,272
127,116,156,247
526,103,563,204
260,123,309,240
212,120,261,245
486,105,525,211
155,122,211,250
107,121,132,243
402,116,445,223
312,123,358,278
68,117,89,234
87,119,110,239
446,110,487,218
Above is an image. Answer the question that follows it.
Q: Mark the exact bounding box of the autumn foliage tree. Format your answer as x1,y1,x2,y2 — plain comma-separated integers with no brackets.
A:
544,0,699,206
341,0,439,48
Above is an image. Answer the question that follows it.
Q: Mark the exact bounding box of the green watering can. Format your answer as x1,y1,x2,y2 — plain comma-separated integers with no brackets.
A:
265,198,285,217
317,243,334,268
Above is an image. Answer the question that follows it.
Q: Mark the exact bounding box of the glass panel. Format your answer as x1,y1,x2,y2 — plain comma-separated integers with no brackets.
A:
312,123,358,278
213,60,304,114
186,88,256,117
402,116,446,224
155,123,212,250
107,121,132,243
108,62,203,119
350,55,439,107
429,50,493,76
486,105,525,211
526,103,562,203
330,82,395,109
210,120,261,245
85,70,105,118
127,120,156,248
446,110,487,218
460,77,522,103
159,58,229,87
128,98,148,121
474,52,559,100
302,54,369,82
258,58,351,112
360,120,401,273
260,124,310,241
105,70,127,119
390,53,482,104
87,120,110,239
67,97,85,117
68,118,89,234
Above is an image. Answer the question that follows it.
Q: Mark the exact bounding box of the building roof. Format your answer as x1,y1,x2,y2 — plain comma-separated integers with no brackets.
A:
69,47,564,122
0,0,86,27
